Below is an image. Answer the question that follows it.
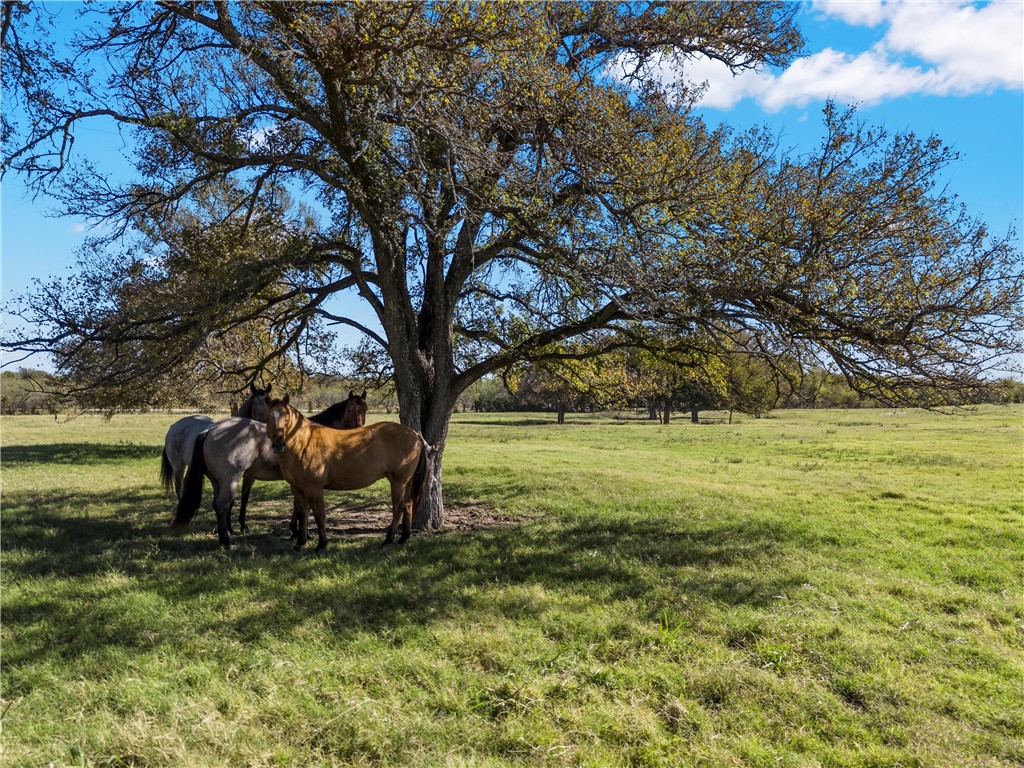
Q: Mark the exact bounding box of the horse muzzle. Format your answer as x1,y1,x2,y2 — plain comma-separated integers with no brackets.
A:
271,438,286,454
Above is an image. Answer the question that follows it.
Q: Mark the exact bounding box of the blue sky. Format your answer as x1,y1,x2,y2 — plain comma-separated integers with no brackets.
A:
2,1,1022,372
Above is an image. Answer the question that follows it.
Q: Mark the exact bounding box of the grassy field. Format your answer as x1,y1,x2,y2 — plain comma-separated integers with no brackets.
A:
2,406,1022,767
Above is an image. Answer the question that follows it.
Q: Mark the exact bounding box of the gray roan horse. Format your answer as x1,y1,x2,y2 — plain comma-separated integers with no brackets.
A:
171,391,368,547
160,383,272,500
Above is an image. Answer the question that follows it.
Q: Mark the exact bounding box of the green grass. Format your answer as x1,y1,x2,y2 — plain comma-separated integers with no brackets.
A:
2,407,1022,767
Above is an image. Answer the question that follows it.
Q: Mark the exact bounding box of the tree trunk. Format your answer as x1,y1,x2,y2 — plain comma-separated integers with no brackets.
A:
401,387,454,531
690,406,699,424
647,402,659,420
388,341,456,531
557,404,566,424
416,441,446,530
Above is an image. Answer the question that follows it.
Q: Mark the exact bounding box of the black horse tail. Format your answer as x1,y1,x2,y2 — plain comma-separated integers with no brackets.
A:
409,437,431,514
160,448,175,498
171,433,208,533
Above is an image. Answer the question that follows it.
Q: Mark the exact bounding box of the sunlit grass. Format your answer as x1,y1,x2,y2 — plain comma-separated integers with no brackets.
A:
2,407,1022,766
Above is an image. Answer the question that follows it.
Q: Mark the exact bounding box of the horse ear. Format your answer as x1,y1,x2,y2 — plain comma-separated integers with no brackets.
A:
249,382,256,394
360,390,367,399
266,383,272,394
282,393,290,406
349,390,355,399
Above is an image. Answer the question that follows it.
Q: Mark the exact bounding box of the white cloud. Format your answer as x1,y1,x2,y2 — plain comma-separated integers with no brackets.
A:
883,1,1023,92
666,1,1024,111
672,55,765,109
69,219,113,235
814,0,888,28
759,47,944,110
673,47,944,111
247,126,273,152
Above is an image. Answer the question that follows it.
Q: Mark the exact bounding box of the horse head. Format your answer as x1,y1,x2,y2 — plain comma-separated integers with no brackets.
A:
342,390,368,429
239,382,272,421
266,394,296,454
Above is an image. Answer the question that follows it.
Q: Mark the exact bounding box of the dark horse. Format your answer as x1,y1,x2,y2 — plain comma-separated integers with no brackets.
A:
172,391,368,547
160,383,272,500
265,394,428,551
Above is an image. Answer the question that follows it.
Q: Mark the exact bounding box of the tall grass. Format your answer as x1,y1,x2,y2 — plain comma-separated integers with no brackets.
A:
2,407,1021,767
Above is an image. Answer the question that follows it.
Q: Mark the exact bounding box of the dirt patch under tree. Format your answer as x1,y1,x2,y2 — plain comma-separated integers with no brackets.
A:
245,499,520,540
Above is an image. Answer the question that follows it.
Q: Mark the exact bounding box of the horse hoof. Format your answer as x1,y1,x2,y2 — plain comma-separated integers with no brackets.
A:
316,541,328,552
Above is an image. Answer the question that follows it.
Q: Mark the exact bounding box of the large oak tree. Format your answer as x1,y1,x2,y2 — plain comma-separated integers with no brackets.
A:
4,2,1020,528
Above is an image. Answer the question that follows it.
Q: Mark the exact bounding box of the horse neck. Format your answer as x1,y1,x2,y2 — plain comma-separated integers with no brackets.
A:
308,403,339,427
284,407,313,450
310,400,363,429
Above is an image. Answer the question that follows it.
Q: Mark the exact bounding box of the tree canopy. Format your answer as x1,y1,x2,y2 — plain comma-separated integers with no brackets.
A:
3,1,1021,526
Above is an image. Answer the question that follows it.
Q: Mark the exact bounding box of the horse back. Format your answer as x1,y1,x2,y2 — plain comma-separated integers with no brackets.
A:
205,416,283,482
164,415,216,464
165,414,215,445
296,421,422,492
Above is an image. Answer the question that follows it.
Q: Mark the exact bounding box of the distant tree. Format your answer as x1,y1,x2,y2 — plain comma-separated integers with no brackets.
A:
507,363,580,422
818,374,863,409
616,333,728,424
791,367,830,409
467,377,517,413
0,368,61,415
987,378,1024,404
726,354,785,419
506,339,635,422
675,374,727,424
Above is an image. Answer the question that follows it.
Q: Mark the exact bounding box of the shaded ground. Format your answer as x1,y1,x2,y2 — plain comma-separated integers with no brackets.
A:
246,499,521,539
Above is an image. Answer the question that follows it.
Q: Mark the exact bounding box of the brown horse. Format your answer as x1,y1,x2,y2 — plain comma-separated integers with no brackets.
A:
265,395,428,550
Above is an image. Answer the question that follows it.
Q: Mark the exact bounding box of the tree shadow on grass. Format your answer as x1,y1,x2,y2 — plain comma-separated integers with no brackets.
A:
3,481,808,672
456,417,562,428
3,489,180,575
455,417,616,428
1,442,158,465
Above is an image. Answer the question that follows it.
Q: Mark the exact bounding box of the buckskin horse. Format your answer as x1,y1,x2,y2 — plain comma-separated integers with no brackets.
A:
265,394,428,551
171,391,368,547
160,383,272,500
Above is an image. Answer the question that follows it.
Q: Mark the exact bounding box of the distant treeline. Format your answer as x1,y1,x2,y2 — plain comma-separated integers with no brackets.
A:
2,368,1022,418
462,369,1024,422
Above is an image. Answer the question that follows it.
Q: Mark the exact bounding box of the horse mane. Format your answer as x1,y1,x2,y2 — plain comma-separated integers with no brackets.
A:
309,400,349,426
309,393,367,429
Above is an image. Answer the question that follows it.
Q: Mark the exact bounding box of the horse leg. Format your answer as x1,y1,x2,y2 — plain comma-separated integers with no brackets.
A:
173,465,185,501
238,475,255,535
289,493,301,540
311,492,328,551
209,476,222,533
213,479,238,549
293,489,310,551
383,480,406,546
400,483,414,543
